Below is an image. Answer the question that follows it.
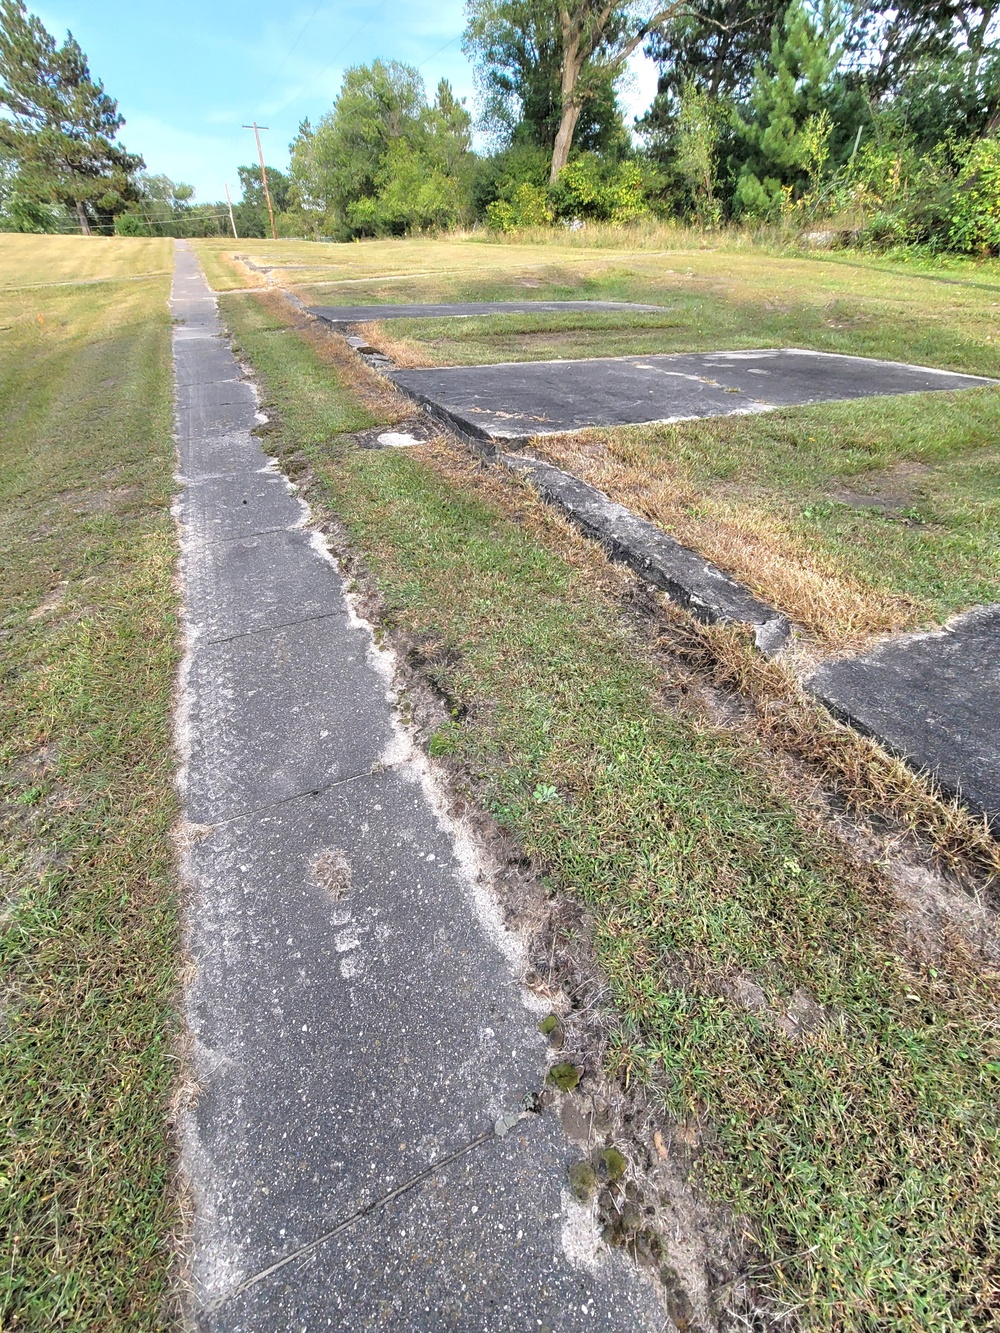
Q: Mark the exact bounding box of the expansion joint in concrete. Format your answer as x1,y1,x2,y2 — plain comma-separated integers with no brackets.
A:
202,609,341,648
205,1118,540,1314
196,762,400,832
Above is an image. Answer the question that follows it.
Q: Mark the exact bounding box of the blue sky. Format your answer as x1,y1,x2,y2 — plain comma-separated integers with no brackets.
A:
33,1,661,204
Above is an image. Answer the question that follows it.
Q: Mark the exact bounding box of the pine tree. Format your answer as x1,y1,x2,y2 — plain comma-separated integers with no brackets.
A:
0,0,142,233
733,0,844,217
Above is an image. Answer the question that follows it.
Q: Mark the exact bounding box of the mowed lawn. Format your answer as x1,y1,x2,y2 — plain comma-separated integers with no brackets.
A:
195,235,1000,648
220,283,1000,1332
0,236,180,1328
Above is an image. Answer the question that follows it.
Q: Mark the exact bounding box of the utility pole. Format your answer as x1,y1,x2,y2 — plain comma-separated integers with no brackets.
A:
224,182,239,239
242,122,278,241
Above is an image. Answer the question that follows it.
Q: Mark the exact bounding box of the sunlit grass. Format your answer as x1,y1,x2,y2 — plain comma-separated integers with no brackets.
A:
0,239,180,1328
223,287,1000,1331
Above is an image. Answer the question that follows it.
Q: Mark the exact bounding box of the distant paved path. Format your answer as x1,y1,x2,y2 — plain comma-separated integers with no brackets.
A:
171,245,661,1329
310,299,666,325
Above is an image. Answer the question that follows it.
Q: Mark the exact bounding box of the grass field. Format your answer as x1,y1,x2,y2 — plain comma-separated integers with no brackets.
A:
221,284,1000,1332
0,236,180,1328
194,235,1000,648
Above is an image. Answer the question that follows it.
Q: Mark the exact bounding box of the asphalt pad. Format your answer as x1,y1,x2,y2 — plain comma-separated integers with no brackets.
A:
310,299,665,326
389,349,995,443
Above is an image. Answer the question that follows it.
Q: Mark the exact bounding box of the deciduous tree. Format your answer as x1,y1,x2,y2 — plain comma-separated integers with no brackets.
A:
466,0,699,181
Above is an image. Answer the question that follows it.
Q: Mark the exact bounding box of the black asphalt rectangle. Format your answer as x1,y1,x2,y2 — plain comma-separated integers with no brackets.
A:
389,349,996,443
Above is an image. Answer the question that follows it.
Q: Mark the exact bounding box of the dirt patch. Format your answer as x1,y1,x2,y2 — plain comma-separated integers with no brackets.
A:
827,486,910,513
54,484,141,516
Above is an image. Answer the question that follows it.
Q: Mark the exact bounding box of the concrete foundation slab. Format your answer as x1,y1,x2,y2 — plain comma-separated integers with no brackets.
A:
808,605,1000,829
310,299,666,326
389,349,995,443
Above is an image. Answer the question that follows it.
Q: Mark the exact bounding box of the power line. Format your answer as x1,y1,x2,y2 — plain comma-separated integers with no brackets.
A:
257,0,327,107
417,33,463,70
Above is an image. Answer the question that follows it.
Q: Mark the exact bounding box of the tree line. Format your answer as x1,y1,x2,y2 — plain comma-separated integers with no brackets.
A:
2,0,998,253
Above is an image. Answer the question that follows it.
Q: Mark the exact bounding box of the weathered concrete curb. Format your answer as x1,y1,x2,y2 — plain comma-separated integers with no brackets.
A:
502,453,791,654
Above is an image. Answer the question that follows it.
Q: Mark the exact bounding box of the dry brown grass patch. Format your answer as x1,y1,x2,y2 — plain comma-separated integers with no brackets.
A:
534,432,921,647
352,321,437,368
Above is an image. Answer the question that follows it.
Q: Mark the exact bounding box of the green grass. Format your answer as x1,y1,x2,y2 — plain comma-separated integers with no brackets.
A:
0,237,180,1329
537,389,1000,645
223,287,1000,1332
195,235,999,643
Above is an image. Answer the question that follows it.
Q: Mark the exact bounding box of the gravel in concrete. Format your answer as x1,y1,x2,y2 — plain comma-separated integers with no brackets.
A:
808,605,1000,829
172,245,662,1329
310,299,666,326
389,348,995,443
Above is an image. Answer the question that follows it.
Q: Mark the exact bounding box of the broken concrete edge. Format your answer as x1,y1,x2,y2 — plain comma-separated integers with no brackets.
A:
503,454,792,655
807,685,998,833
806,604,1000,833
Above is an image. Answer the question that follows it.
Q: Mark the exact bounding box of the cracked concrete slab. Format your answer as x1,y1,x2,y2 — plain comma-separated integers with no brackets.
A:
172,244,662,1329
808,605,1000,829
389,348,995,443
175,379,260,439
176,429,264,479
310,299,666,326
183,614,394,824
182,530,352,642
177,469,307,544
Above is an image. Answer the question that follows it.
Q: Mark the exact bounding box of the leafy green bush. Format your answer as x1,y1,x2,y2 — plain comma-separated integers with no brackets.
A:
114,211,149,236
949,137,1000,255
550,153,648,222
485,180,554,231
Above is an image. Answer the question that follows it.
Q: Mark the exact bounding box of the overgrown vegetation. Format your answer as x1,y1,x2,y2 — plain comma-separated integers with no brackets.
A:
241,0,1000,252
222,285,1000,1332
0,236,180,1328
4,0,995,253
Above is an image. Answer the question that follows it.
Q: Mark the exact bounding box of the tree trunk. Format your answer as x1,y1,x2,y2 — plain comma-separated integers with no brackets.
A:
550,101,583,181
550,17,584,185
75,200,91,236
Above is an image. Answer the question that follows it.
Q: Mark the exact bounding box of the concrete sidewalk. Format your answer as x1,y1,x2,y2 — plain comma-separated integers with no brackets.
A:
171,248,662,1329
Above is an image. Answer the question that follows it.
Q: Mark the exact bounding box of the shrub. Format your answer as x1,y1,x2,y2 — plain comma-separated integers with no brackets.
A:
949,137,1000,255
114,212,149,236
485,181,554,231
551,154,649,223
